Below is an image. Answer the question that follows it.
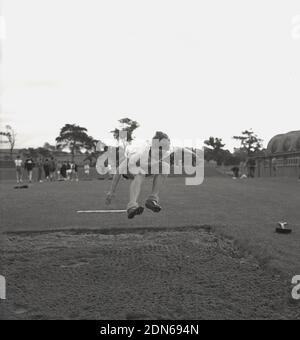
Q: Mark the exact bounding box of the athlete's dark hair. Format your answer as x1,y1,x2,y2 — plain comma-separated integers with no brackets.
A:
152,131,170,142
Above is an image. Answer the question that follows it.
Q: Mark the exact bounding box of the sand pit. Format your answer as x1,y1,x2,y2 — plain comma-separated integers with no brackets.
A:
1,227,299,320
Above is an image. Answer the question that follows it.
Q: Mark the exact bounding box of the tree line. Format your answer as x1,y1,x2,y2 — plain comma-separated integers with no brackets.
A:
1,119,263,166
205,130,264,166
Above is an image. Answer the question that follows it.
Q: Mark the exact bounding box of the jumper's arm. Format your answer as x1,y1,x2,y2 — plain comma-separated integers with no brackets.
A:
105,159,127,205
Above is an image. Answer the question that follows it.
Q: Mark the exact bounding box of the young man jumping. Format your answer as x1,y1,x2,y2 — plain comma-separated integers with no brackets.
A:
105,131,197,219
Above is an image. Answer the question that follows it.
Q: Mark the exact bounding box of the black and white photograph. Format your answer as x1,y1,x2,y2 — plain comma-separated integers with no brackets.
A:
0,0,300,324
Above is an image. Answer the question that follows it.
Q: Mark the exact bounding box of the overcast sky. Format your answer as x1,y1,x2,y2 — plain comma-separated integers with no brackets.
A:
1,0,300,151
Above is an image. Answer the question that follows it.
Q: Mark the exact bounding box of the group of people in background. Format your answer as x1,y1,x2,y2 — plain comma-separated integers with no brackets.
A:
231,159,256,180
231,157,300,181
14,155,91,183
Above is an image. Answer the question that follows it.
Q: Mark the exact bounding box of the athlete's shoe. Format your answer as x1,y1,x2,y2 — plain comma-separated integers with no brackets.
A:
145,199,162,213
127,206,144,219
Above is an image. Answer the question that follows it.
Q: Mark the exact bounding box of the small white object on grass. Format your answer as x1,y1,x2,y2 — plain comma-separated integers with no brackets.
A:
278,222,288,229
77,210,126,214
276,221,292,234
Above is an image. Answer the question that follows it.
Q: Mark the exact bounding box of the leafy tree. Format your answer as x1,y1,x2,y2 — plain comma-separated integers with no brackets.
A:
204,137,225,150
233,129,263,155
36,147,52,159
43,142,57,152
85,137,100,154
110,118,139,148
83,138,103,165
19,146,59,160
204,137,226,165
26,148,39,159
55,124,94,161
222,149,246,166
0,125,16,159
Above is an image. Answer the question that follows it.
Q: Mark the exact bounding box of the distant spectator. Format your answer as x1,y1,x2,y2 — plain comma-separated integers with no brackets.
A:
14,155,23,184
74,163,79,182
24,157,35,183
43,159,51,181
60,162,67,180
239,161,247,178
231,166,239,179
56,161,62,181
84,162,90,179
36,158,43,182
49,157,56,181
272,157,277,177
66,161,72,180
247,158,256,178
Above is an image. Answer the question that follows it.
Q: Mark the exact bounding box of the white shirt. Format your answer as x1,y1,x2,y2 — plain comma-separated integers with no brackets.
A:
123,141,174,175
15,159,22,167
125,142,174,162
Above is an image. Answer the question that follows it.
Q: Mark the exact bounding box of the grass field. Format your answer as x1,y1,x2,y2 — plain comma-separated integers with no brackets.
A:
1,175,300,319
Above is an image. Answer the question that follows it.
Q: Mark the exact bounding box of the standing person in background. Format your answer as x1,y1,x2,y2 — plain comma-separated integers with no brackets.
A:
84,162,90,179
60,162,67,180
36,158,43,182
231,166,239,179
239,161,247,178
49,157,56,181
271,157,277,177
43,159,51,181
14,155,23,184
247,158,256,178
74,162,79,182
69,161,75,181
24,157,35,183
66,161,72,180
56,161,62,181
